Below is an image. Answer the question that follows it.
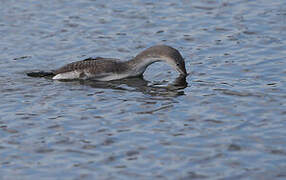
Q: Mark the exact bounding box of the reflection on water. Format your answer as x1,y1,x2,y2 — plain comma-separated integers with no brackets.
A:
61,74,188,97
1,0,286,179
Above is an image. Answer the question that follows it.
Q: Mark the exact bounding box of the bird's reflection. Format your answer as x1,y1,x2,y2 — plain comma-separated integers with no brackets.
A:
61,75,188,97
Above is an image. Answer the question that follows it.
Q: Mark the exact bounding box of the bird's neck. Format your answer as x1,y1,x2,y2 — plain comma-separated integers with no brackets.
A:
126,56,160,76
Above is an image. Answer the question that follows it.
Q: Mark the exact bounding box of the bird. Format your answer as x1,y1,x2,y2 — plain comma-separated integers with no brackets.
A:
27,45,187,81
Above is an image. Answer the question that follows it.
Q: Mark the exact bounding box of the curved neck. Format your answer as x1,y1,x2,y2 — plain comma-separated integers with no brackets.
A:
126,57,160,76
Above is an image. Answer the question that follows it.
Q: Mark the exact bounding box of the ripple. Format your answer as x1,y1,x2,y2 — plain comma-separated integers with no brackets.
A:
1,0,286,179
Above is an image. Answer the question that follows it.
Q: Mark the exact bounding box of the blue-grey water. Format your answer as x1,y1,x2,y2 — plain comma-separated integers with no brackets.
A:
1,0,286,179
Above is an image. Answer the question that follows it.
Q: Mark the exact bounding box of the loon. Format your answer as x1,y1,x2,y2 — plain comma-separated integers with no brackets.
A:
27,45,187,81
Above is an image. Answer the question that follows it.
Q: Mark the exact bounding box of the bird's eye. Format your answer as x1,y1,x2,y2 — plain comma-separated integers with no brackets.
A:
176,63,179,66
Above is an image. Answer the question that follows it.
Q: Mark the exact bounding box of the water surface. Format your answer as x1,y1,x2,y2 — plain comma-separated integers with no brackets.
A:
1,0,286,179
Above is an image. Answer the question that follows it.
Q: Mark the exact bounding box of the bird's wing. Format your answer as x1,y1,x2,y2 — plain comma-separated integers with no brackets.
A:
54,57,122,75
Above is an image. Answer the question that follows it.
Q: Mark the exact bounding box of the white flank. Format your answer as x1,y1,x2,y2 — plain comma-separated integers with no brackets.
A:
52,71,81,80
52,71,130,81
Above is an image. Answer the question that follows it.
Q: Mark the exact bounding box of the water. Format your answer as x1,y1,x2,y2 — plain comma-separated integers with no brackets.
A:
1,0,286,179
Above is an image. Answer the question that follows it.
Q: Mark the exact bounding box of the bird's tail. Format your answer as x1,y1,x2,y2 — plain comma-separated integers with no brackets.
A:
26,71,55,78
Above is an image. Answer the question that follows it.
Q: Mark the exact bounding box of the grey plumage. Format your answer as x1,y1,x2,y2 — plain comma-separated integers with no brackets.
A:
27,45,187,81
54,57,128,75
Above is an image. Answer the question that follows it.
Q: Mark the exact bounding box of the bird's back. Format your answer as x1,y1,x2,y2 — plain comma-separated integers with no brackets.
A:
53,57,129,80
